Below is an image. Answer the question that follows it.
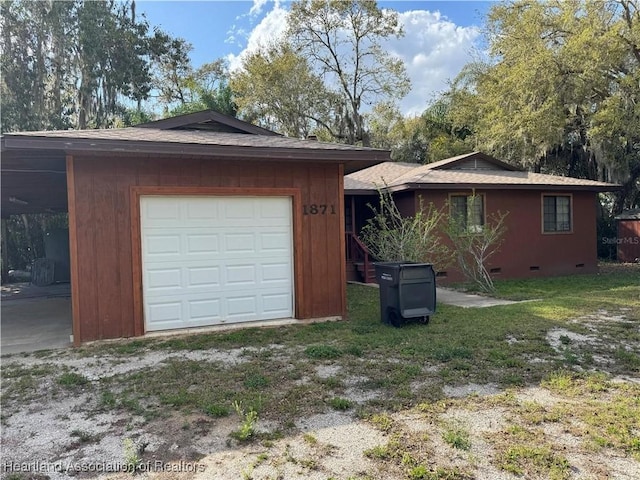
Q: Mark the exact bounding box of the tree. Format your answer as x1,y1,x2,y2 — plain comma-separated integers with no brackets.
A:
447,0,640,212
367,101,471,163
230,43,336,137
1,0,181,132
162,59,238,117
287,0,410,145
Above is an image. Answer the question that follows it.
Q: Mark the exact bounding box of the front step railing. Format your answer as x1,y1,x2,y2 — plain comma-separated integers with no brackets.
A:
345,232,376,283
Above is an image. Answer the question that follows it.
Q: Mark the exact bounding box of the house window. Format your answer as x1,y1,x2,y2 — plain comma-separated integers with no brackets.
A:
450,194,484,232
543,195,572,233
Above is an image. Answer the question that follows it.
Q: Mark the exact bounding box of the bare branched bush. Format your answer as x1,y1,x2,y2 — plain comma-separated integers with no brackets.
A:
360,188,452,270
445,199,508,293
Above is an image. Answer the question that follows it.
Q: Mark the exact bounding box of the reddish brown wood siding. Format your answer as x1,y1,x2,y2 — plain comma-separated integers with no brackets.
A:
617,220,640,262
347,189,599,283
68,155,346,343
416,189,599,282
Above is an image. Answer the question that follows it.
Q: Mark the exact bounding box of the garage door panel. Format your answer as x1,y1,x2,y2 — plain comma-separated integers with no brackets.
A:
147,301,182,324
226,295,258,317
142,195,293,332
186,198,220,220
187,234,220,254
143,199,180,222
188,299,221,320
226,264,257,286
224,233,256,254
146,268,182,291
187,266,220,287
223,198,256,219
262,263,292,283
262,293,292,314
145,234,181,257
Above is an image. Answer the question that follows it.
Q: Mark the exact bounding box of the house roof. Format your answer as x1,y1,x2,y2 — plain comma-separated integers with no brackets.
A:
615,208,640,220
1,110,390,216
345,152,620,194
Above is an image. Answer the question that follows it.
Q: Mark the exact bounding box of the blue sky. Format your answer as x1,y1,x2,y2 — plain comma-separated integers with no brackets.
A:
136,0,494,114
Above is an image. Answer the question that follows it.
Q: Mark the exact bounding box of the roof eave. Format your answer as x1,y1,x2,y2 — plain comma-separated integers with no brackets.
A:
1,135,389,164
402,182,622,192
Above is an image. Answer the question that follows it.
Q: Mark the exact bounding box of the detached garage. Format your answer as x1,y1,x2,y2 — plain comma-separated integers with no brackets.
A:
1,110,389,345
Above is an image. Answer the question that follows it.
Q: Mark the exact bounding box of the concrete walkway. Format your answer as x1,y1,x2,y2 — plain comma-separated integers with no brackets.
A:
350,282,520,308
435,287,520,308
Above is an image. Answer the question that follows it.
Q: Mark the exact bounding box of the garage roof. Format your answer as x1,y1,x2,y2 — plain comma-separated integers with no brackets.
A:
1,110,390,216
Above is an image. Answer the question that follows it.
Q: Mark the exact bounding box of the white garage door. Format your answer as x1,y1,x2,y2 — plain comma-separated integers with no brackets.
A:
140,196,293,331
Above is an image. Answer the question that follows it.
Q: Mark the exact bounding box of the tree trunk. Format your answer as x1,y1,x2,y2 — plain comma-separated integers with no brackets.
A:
21,214,36,265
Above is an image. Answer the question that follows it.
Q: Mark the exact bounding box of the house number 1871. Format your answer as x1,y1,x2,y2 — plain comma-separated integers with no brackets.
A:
303,204,336,215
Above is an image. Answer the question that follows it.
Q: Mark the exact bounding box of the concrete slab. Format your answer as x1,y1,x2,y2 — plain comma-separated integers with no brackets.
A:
348,281,520,308
435,287,520,308
1,296,72,355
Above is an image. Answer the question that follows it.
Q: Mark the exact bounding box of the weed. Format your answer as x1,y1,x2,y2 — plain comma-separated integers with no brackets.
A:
202,403,229,417
442,422,471,451
303,433,317,444
614,348,640,370
499,444,570,479
542,371,576,394
58,372,89,387
305,345,342,359
123,438,141,471
364,436,403,460
100,390,117,409
369,413,394,432
231,401,258,442
244,373,270,390
328,397,352,410
321,376,343,389
70,429,99,444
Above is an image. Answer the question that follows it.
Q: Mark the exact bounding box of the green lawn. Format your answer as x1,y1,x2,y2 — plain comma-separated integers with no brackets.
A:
2,265,639,479
5,265,638,420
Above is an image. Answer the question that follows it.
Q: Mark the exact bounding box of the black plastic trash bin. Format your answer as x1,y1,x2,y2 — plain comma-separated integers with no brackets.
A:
374,262,436,327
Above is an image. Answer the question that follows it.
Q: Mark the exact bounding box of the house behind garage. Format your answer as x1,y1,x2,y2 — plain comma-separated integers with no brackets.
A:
345,152,619,283
1,111,389,344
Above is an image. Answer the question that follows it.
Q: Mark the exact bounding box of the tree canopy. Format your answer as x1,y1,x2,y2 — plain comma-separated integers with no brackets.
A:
286,0,410,145
230,43,337,138
1,0,185,131
447,0,640,211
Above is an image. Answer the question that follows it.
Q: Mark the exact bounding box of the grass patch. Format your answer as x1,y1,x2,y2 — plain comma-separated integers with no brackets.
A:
305,344,342,359
441,422,471,450
57,372,89,387
328,397,352,410
498,444,571,479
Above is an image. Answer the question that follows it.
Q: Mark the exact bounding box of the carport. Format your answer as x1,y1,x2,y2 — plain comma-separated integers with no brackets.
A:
1,146,72,354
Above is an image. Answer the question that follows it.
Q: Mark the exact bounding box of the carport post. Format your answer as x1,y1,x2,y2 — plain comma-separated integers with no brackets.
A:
1,218,8,284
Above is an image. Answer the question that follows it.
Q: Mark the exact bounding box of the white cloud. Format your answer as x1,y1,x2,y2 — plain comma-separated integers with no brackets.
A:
385,10,481,115
227,1,289,72
227,5,481,115
249,0,269,16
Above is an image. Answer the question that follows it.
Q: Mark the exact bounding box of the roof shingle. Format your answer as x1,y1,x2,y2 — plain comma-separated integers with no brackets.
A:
345,160,619,192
